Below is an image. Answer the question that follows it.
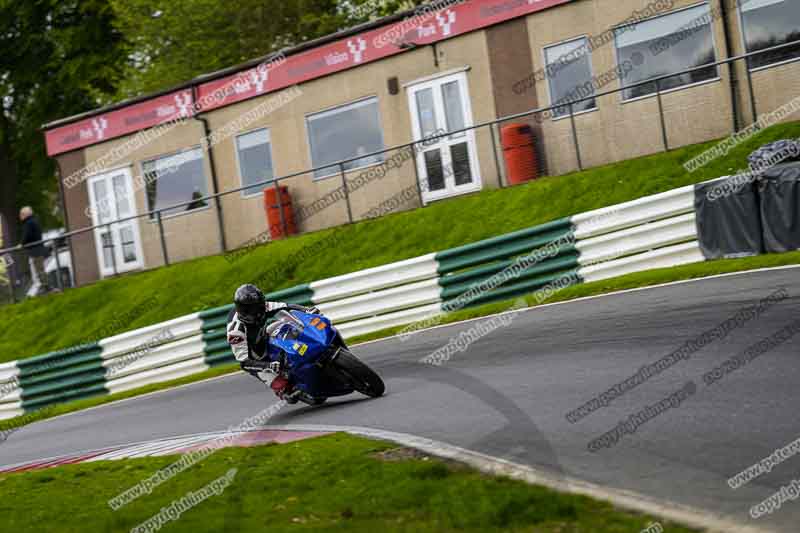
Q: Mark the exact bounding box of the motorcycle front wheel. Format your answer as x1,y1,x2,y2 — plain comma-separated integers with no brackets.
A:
333,349,385,398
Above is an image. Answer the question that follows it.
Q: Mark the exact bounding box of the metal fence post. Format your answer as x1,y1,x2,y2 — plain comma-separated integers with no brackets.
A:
52,239,64,291
655,79,669,152
4,252,15,302
340,163,353,224
273,179,287,238
410,143,425,208
568,103,583,172
490,122,505,188
744,61,759,127
65,235,76,289
106,223,118,276
156,211,170,266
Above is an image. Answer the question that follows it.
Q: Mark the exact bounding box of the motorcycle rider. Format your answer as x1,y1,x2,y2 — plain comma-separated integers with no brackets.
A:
226,284,320,402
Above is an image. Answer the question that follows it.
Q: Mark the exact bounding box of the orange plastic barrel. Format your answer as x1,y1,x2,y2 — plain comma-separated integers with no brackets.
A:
264,185,297,240
501,123,539,185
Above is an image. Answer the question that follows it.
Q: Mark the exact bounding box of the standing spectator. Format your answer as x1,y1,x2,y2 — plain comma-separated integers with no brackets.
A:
18,206,50,294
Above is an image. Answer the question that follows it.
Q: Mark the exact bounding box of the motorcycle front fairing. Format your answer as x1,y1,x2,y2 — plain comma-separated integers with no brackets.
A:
266,311,354,398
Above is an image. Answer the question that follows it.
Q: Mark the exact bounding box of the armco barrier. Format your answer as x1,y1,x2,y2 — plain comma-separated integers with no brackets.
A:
0,361,23,419
0,183,740,420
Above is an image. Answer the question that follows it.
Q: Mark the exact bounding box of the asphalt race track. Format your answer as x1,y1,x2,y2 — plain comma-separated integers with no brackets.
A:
3,267,799,532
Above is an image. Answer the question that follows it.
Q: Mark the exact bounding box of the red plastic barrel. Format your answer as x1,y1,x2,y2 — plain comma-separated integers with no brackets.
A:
264,185,297,240
501,123,539,185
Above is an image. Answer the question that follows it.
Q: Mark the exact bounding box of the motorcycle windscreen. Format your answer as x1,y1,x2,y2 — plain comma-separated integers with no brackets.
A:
294,312,337,348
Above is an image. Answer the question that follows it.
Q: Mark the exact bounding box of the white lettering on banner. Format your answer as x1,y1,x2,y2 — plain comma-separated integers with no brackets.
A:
174,92,193,117
436,9,457,36
325,51,349,66
249,68,268,94
156,105,175,118
92,118,108,140
417,25,437,38
347,37,367,63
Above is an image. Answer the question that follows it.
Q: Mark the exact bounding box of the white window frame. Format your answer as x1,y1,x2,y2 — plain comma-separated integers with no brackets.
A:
86,166,146,278
406,70,482,204
542,35,599,121
612,1,720,103
736,0,800,73
139,145,212,221
305,95,386,181
235,127,275,199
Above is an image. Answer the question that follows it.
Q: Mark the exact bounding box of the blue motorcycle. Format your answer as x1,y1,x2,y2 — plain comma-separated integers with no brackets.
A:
264,310,385,405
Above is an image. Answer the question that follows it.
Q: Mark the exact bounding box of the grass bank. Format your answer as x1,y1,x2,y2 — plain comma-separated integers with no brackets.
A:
0,433,698,532
4,121,799,363
3,254,797,432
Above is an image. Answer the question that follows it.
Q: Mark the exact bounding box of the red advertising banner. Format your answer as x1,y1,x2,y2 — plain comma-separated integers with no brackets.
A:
45,90,195,156
46,0,572,156
196,0,572,111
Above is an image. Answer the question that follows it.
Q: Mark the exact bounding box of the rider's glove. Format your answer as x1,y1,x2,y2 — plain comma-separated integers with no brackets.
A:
227,316,249,362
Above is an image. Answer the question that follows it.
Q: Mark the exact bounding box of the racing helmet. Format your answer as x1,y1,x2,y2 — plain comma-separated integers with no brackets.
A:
234,284,266,327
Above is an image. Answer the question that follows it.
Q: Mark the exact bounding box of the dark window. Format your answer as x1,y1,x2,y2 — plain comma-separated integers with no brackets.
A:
740,0,800,69
615,4,718,100
307,98,385,179
544,37,597,118
143,148,209,219
236,129,274,197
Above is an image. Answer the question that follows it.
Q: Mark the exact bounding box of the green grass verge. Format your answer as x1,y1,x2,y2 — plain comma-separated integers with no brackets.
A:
0,433,698,532
4,121,800,363
3,252,797,433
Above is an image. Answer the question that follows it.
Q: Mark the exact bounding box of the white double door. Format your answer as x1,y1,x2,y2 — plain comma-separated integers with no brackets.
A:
407,71,481,203
87,167,145,277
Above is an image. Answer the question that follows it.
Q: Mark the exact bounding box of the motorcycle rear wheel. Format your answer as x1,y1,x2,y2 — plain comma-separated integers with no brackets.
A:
333,349,385,398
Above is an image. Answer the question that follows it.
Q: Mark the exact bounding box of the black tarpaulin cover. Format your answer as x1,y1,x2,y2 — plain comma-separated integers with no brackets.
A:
759,162,800,253
694,178,764,260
